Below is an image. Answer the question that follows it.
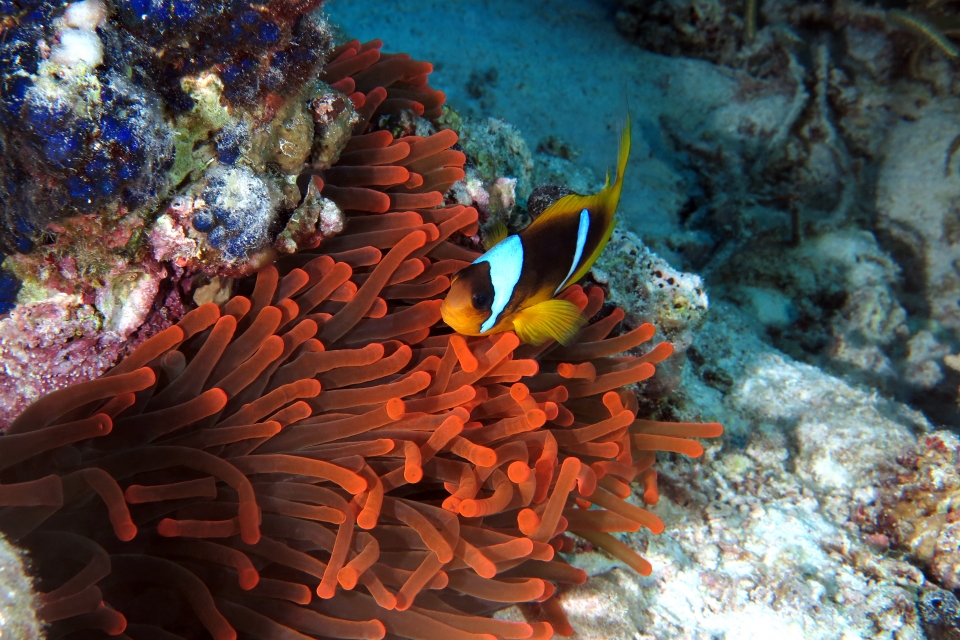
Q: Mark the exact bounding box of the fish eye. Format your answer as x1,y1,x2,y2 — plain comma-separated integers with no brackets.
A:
472,292,491,310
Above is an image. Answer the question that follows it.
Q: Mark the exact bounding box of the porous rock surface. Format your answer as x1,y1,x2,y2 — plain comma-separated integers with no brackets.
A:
876,101,960,342
0,533,43,640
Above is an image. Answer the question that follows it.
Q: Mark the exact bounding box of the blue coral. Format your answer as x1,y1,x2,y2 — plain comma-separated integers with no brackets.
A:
194,166,274,260
214,123,245,165
0,258,20,315
191,210,216,233
0,0,331,254
18,73,172,209
112,0,328,107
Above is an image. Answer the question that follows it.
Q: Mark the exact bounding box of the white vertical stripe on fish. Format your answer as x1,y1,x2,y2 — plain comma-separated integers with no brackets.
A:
475,235,524,333
555,208,590,295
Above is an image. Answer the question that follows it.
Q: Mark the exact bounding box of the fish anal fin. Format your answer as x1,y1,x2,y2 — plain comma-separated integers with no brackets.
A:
482,221,509,251
512,298,586,346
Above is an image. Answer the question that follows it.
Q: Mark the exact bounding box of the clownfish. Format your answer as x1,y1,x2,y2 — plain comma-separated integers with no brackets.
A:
441,116,631,345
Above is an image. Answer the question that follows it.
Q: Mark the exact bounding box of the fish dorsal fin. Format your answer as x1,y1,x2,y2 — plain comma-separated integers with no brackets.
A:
511,298,586,345
530,115,632,292
528,192,595,227
528,114,631,231
482,221,509,251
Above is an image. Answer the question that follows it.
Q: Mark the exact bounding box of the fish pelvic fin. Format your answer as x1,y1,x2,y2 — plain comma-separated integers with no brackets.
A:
511,298,586,346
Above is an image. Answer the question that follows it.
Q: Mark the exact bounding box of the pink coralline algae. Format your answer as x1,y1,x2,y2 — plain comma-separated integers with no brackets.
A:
1,244,177,429
0,294,124,426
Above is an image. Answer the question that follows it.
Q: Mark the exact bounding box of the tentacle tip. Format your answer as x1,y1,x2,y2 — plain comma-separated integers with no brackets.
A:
386,398,405,420
156,519,177,537
526,410,547,428
476,451,497,468
95,414,114,435
207,388,230,409
103,610,127,636
458,500,480,518
337,569,358,590
510,382,530,400
134,366,158,387
116,522,137,542
239,571,259,591
316,584,336,599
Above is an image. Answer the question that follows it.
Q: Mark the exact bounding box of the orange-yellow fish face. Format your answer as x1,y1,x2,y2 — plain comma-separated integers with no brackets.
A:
441,262,495,336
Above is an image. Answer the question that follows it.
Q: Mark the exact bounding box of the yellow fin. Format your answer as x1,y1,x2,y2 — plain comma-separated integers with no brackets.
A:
533,114,631,230
511,298,586,346
562,114,632,287
526,116,631,292
482,221,509,251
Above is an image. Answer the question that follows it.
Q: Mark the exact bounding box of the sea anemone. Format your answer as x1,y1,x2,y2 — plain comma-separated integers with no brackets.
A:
0,213,721,638
0,39,722,640
320,39,447,127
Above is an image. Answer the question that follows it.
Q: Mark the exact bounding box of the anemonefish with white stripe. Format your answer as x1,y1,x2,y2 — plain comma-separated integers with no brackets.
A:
441,116,631,345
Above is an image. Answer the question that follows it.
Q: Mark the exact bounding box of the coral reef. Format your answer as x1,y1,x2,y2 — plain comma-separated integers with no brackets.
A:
919,589,960,640
0,292,123,425
605,0,960,424
0,123,721,635
0,25,456,427
0,532,43,640
614,0,747,67
877,430,960,593
0,0,172,254
593,229,709,369
6,0,957,635
715,230,912,387
452,118,533,231
876,102,960,342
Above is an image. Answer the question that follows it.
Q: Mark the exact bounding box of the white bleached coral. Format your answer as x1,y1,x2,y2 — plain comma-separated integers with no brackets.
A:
50,0,107,68
94,265,164,338
593,227,709,350
197,165,276,260
0,533,43,640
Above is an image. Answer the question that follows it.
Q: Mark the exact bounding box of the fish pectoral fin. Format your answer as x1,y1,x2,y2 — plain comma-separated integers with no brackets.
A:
482,221,509,251
512,298,586,346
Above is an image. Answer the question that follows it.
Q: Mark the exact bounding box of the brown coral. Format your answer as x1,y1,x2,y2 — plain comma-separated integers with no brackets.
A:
877,431,960,592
